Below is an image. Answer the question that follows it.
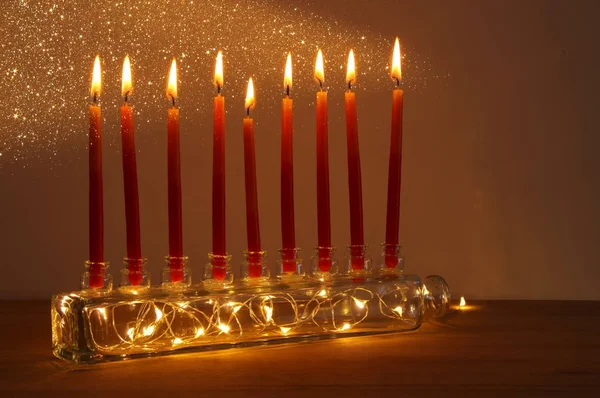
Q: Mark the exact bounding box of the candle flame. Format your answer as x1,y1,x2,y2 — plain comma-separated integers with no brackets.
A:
460,296,466,307
166,58,177,102
121,55,132,99
245,77,255,112
314,49,324,85
346,49,356,87
391,37,402,83
284,52,292,94
90,55,101,99
214,51,223,90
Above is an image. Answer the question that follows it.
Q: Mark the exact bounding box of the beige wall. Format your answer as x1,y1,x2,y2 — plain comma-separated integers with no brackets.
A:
1,0,599,299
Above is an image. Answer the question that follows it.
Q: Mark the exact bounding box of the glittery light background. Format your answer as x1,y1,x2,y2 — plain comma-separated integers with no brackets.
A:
2,0,599,299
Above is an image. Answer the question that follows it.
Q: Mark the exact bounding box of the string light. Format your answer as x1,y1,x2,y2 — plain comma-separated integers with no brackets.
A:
53,282,423,357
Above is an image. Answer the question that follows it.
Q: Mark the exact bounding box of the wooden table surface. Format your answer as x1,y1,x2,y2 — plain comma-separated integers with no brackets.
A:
0,300,598,397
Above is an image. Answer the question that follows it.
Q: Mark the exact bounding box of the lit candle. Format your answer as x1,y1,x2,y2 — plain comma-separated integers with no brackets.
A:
88,55,105,288
384,38,404,268
166,58,184,283
344,49,365,270
281,53,296,273
243,78,262,277
212,51,227,280
315,49,332,272
120,55,143,285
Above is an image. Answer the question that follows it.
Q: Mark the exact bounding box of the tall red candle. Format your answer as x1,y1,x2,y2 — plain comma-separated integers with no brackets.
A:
88,56,104,288
120,56,143,285
166,59,184,282
315,50,332,272
281,53,296,273
243,78,262,278
212,51,227,280
385,38,404,268
344,50,365,270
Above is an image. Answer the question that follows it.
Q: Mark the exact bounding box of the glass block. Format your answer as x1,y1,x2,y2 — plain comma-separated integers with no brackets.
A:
52,274,431,364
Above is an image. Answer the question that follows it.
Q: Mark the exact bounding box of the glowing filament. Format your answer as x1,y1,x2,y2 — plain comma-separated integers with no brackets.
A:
155,307,163,321
393,306,403,316
142,325,155,336
314,49,324,85
173,338,183,345
346,49,356,87
391,37,401,82
127,328,135,339
97,307,107,320
460,297,466,307
121,55,132,99
284,52,292,94
90,55,101,98
263,305,273,322
195,327,205,338
218,323,230,334
340,323,351,331
166,58,177,102
422,286,430,296
318,289,327,297
353,297,367,309
228,302,242,313
279,326,291,335
214,51,223,90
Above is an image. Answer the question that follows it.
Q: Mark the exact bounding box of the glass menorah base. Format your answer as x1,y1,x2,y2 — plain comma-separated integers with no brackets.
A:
51,274,439,364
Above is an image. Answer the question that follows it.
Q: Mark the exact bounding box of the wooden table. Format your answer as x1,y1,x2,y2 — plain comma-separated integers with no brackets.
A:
0,300,598,397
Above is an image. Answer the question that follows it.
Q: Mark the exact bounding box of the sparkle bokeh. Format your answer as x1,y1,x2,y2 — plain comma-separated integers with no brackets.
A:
0,0,442,166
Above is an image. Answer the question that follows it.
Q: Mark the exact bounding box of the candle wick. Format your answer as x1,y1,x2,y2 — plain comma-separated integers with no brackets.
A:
395,77,400,87
317,78,323,90
170,94,176,108
246,107,250,117
93,92,97,105
348,81,352,91
217,84,221,95
124,91,129,104
286,85,290,97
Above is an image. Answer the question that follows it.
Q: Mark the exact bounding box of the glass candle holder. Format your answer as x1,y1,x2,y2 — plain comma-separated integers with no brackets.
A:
119,257,150,293
240,250,270,283
203,253,233,287
422,275,451,320
161,256,191,290
276,248,304,282
81,261,112,293
310,246,338,281
378,243,404,276
345,244,372,278
52,272,432,364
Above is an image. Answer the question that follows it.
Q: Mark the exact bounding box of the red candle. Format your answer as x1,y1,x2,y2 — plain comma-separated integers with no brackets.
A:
166,59,184,282
88,56,104,288
212,51,227,280
315,50,332,272
243,78,262,278
281,53,296,273
344,50,365,270
120,56,143,285
385,38,404,268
